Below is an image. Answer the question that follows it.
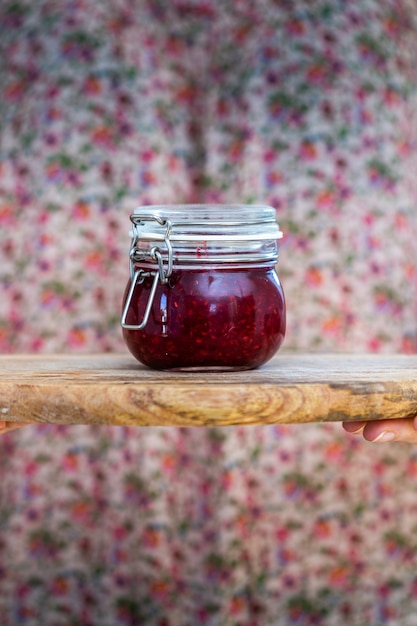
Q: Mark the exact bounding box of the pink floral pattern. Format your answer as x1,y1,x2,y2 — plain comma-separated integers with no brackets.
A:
1,1,417,624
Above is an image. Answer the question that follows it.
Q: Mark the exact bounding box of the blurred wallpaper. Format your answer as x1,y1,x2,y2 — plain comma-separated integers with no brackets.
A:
1,1,417,624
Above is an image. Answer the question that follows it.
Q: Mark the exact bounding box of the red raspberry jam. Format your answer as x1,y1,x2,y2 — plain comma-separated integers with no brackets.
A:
121,204,286,371
122,266,285,370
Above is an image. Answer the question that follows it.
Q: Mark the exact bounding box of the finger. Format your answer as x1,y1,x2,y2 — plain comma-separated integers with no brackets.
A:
0,421,32,434
342,421,366,434
361,417,417,443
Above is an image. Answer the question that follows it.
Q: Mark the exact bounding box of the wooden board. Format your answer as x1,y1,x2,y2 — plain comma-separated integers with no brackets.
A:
0,353,416,427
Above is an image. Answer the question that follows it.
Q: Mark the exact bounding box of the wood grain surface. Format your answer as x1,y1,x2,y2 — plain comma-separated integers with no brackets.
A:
0,353,416,427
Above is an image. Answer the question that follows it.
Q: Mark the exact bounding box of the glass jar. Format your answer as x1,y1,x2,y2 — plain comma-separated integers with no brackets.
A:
121,204,285,371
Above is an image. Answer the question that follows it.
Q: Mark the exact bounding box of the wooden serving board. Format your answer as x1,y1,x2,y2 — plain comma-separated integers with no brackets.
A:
0,353,416,427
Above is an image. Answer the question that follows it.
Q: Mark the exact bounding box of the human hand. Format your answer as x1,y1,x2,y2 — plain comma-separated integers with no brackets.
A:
0,421,31,434
343,417,417,443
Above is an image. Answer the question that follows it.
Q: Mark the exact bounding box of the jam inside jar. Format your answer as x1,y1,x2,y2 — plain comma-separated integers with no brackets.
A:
121,205,286,371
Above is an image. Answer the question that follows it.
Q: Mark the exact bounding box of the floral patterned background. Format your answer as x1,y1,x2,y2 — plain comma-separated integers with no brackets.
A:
1,0,417,624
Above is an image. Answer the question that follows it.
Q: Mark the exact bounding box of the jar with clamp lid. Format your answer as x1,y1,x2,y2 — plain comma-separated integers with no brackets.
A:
121,204,286,371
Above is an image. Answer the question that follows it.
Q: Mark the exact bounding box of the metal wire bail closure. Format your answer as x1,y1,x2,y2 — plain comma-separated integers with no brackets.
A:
120,215,173,330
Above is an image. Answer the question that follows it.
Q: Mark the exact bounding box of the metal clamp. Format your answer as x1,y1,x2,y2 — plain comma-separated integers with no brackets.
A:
121,215,173,331
120,268,159,330
128,214,173,281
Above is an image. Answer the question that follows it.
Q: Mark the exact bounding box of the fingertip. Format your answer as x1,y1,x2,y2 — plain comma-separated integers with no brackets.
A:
342,421,365,434
364,430,396,443
0,421,31,434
